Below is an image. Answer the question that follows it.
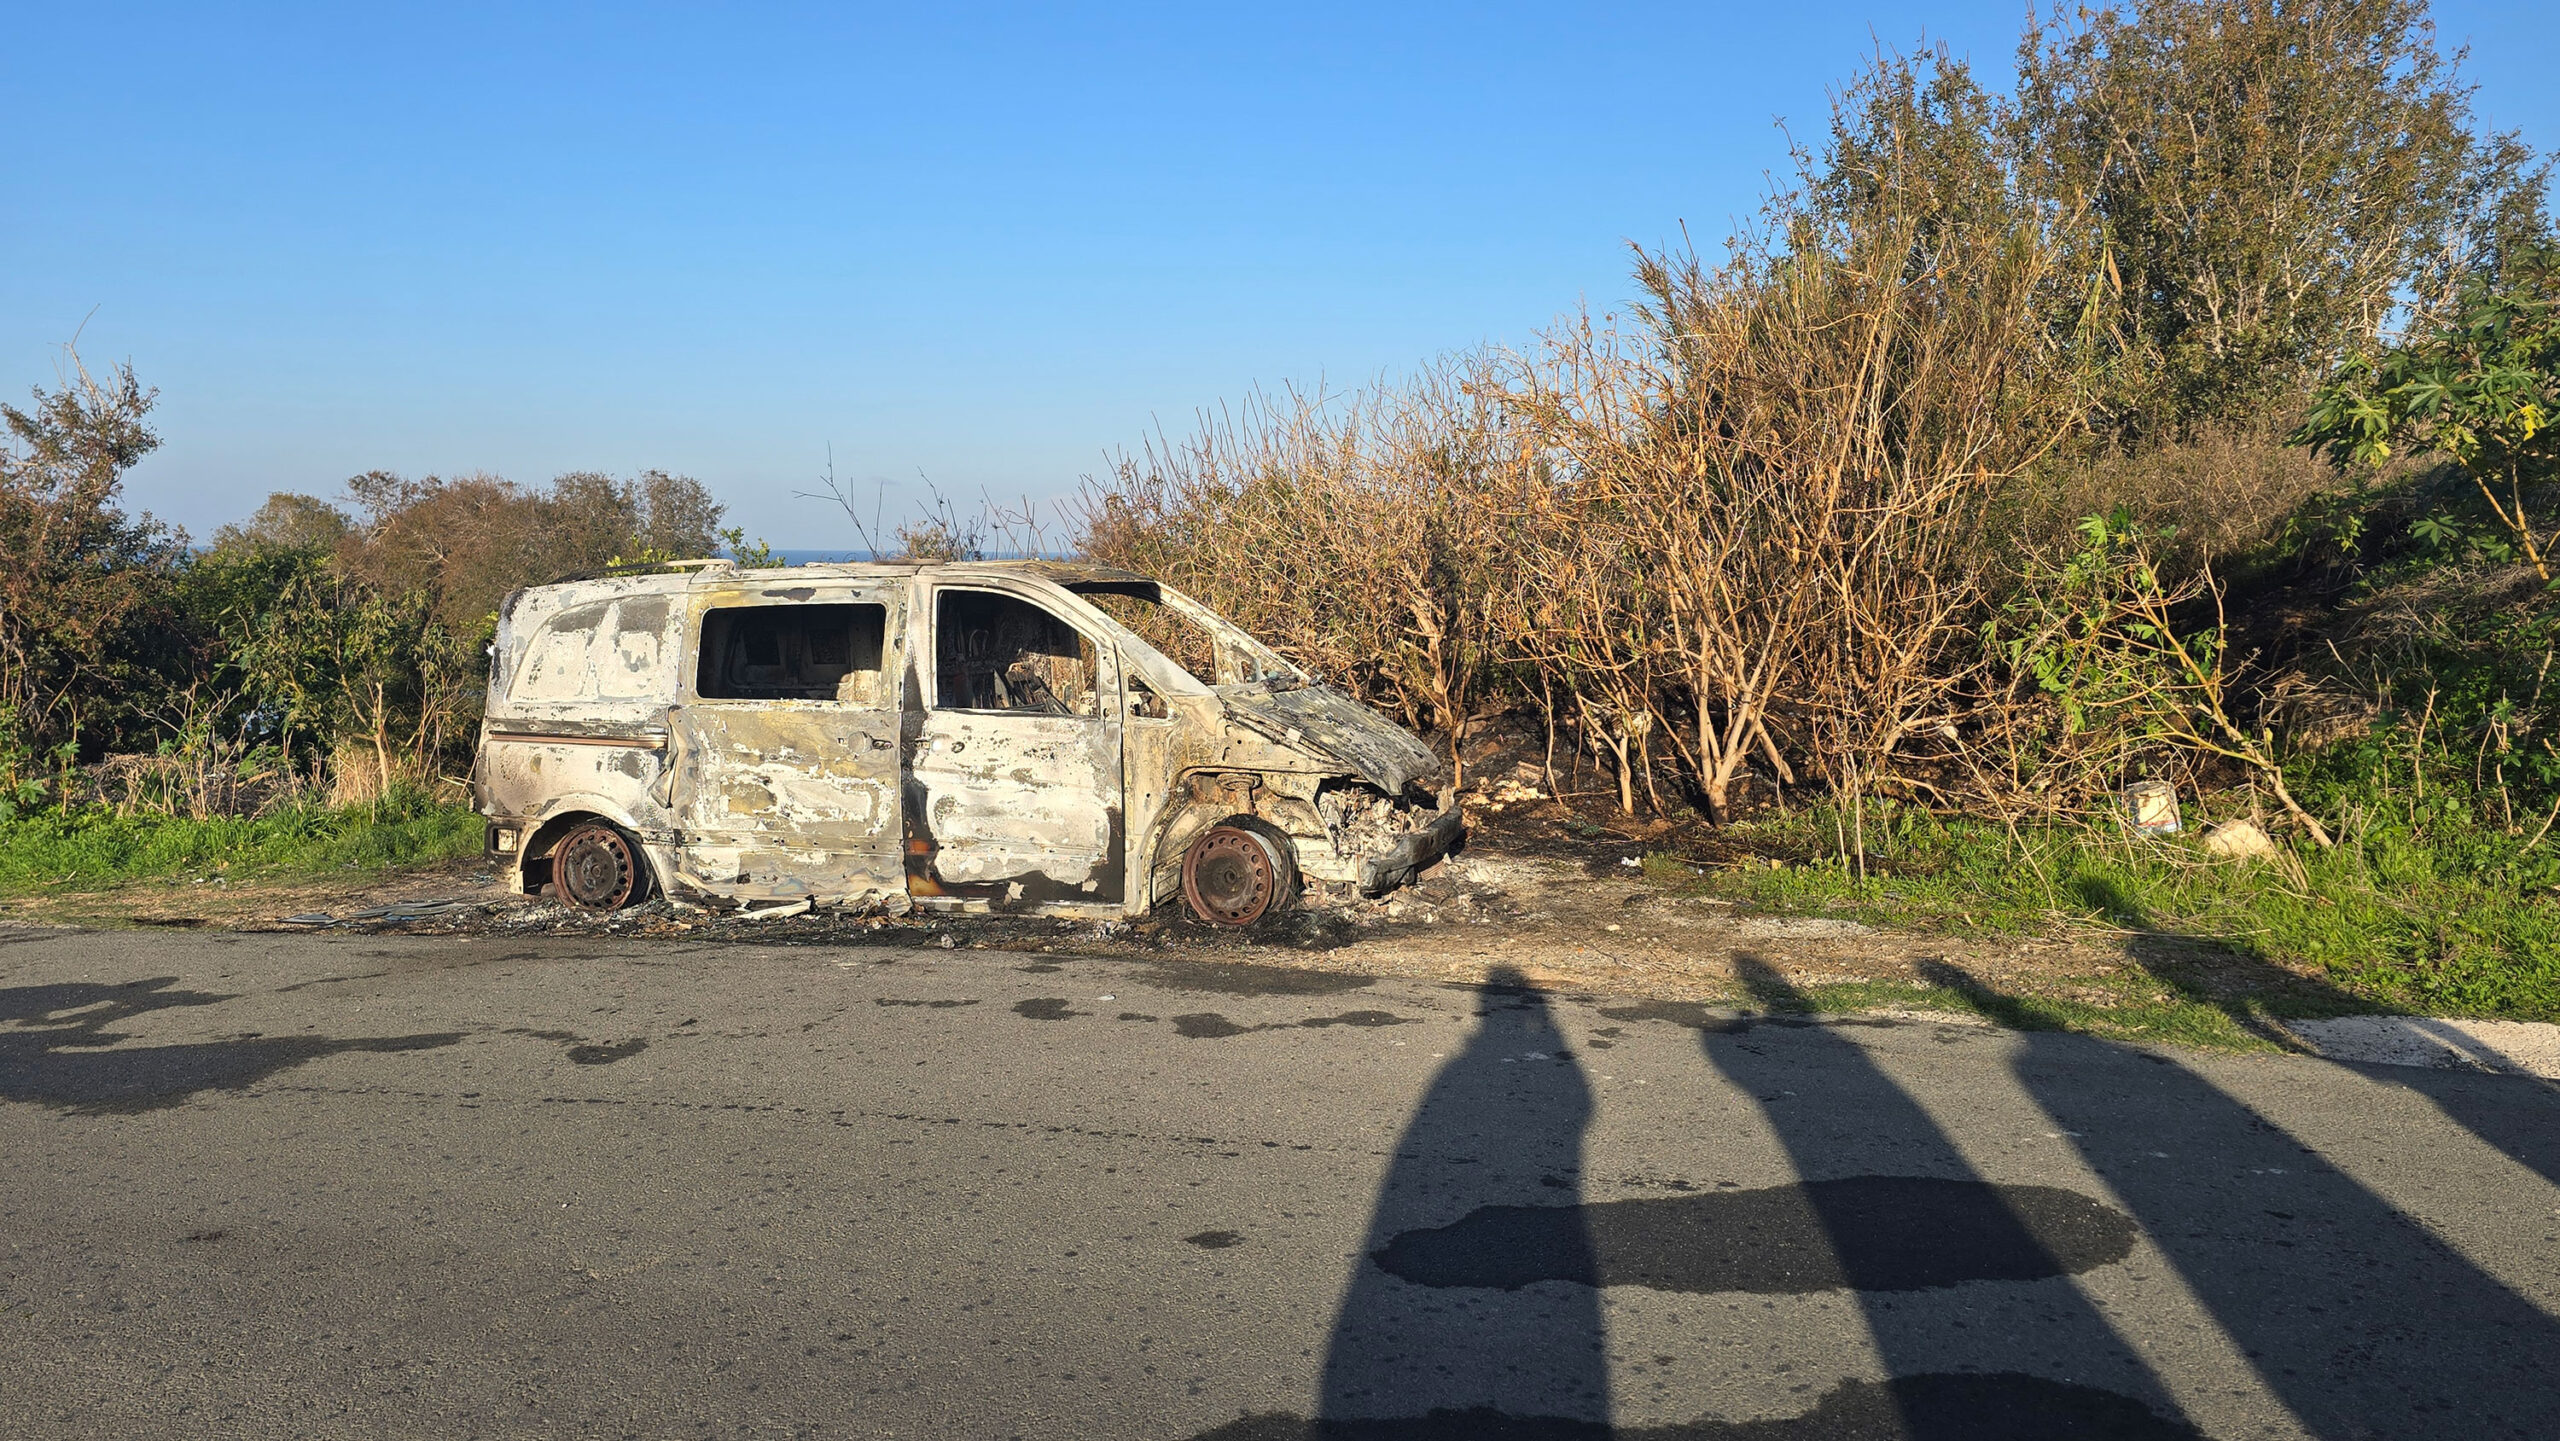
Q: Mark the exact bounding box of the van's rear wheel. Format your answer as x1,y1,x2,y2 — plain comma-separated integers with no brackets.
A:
1181,822,1296,927
554,820,646,912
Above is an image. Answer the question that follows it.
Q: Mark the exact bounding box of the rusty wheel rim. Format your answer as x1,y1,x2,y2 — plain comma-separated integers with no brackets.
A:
1183,825,1278,927
555,824,638,912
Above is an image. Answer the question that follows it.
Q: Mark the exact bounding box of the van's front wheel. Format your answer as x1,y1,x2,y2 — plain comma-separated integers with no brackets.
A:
554,820,647,912
1181,821,1297,927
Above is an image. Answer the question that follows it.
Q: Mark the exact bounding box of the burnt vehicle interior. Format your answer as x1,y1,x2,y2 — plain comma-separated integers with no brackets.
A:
698,603,888,704
935,590,1100,717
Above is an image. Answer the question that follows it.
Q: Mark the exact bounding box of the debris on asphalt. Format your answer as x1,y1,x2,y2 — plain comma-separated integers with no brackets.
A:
279,899,491,928
737,898,815,922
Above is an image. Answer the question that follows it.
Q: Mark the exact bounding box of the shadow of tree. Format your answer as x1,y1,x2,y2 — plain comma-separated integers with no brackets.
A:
1,976,462,1114
1711,957,2198,1440
1195,961,2206,1439
2072,872,2376,1028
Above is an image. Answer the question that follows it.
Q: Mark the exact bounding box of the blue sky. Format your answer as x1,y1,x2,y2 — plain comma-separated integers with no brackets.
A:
5,2,2552,544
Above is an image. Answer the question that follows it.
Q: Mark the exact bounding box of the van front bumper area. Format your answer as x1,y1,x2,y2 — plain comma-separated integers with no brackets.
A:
1354,804,1466,897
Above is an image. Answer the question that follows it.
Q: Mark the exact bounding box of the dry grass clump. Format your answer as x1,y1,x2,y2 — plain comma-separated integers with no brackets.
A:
2026,422,2337,577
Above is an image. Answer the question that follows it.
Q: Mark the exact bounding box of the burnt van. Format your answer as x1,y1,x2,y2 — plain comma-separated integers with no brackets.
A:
469,560,1462,925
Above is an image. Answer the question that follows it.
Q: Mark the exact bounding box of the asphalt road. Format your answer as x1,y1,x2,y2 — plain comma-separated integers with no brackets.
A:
4,924,2558,1439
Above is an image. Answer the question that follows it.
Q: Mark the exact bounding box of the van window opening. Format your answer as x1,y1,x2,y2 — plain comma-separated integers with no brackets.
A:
1128,674,1169,720
935,590,1100,717
697,604,887,702
1068,581,1297,687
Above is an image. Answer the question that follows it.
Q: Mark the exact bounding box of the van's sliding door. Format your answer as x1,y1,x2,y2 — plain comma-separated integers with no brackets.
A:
906,585,1126,911
670,586,906,904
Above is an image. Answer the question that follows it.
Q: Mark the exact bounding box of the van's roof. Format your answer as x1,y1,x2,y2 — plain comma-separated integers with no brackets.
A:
521,558,1158,597
708,559,1155,587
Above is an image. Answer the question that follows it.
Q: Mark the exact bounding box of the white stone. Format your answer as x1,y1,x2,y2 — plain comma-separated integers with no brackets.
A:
2201,818,2280,859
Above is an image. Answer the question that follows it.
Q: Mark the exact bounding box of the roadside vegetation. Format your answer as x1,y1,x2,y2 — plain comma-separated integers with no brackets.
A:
6,0,2558,1026
1656,778,2560,1020
1073,0,2560,1023
0,790,482,897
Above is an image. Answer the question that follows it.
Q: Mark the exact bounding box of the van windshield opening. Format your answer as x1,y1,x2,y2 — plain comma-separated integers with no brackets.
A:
1068,581,1300,688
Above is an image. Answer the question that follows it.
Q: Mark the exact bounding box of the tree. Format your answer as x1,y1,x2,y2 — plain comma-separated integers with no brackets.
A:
209,492,353,554
2012,0,2545,445
0,352,185,754
2294,239,2560,577
337,468,726,637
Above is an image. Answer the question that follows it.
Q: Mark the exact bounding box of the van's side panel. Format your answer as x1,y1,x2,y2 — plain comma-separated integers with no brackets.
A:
476,577,691,892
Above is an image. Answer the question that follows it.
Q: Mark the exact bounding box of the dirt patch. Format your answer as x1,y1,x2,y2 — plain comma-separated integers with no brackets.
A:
0,856,509,932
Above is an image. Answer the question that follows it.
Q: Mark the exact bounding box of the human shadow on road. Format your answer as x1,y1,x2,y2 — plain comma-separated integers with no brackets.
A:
1316,966,1610,1426
1924,958,2560,1438
1192,963,2207,1441
2076,878,2560,1197
1691,958,2200,1440
1190,967,1607,1438
0,976,462,1114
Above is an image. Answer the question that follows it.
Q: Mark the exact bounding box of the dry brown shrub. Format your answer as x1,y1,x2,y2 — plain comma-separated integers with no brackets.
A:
85,749,322,820
1490,188,2079,828
1078,360,1523,774
1079,194,2085,831
2025,421,2339,576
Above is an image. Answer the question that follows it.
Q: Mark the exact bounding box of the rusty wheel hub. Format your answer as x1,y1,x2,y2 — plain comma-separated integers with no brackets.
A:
554,822,639,912
1182,824,1285,927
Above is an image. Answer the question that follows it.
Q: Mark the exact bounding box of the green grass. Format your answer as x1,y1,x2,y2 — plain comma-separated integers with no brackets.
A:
0,795,485,896
1651,790,2560,1024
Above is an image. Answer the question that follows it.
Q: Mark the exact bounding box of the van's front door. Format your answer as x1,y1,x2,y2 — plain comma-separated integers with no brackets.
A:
669,586,906,903
906,585,1125,911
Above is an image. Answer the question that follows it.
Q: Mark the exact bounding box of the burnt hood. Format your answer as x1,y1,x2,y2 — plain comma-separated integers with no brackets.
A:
1218,683,1447,798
